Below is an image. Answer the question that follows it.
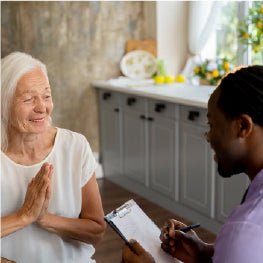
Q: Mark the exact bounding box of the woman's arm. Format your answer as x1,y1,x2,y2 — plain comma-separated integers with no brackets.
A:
37,173,106,245
1,163,52,238
1,212,30,238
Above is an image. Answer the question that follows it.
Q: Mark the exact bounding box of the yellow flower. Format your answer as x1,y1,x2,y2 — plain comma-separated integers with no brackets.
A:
193,67,200,74
260,7,263,14
256,21,262,29
253,45,259,52
243,32,249,39
212,70,220,78
223,62,230,70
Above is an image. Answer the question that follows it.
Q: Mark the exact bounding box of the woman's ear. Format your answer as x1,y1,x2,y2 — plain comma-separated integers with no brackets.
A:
237,114,253,138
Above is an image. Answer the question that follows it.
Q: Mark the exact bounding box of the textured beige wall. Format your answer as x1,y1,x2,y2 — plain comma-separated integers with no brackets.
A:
1,1,147,152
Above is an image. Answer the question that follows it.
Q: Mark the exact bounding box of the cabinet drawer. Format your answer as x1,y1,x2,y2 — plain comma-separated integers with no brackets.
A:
148,99,176,120
99,90,120,105
180,105,207,126
122,94,146,112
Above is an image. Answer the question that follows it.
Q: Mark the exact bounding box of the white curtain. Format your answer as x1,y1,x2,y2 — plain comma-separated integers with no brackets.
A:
182,1,223,78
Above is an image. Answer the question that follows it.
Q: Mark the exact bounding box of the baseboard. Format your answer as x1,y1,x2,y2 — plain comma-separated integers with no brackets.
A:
93,152,104,178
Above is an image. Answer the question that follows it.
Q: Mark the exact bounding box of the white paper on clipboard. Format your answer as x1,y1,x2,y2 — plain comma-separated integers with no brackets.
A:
106,199,181,263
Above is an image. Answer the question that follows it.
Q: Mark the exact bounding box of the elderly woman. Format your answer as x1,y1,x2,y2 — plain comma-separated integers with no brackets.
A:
1,52,106,263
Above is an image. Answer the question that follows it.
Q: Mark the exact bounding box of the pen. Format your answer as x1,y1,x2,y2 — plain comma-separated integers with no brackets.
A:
166,223,201,236
179,223,201,232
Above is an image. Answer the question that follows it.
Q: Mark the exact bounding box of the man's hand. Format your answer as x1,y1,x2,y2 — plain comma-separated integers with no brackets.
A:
122,239,155,263
160,219,213,263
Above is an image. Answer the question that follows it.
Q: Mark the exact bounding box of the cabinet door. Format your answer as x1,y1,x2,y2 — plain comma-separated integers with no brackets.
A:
216,173,249,223
179,122,213,217
99,91,122,177
123,108,146,185
148,116,177,199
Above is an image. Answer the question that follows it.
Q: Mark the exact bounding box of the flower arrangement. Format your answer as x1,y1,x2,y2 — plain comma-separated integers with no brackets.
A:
193,58,235,85
238,4,263,53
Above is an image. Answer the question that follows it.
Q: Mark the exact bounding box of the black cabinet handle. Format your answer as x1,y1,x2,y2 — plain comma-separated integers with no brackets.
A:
127,97,137,106
155,103,166,113
148,117,154,121
140,115,146,120
114,108,120,112
103,92,111,100
188,111,200,121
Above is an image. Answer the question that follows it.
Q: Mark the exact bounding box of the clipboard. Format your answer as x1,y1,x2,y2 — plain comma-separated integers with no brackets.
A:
104,199,180,262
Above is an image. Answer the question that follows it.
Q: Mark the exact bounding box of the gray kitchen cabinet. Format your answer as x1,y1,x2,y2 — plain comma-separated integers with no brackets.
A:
96,85,251,234
99,90,122,177
216,173,249,223
179,105,214,217
122,95,147,185
148,100,178,199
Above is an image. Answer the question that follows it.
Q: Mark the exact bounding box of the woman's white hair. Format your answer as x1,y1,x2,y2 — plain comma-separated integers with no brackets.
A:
1,51,48,152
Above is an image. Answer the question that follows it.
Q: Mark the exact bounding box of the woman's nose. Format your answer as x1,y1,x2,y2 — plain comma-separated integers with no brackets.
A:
34,98,46,112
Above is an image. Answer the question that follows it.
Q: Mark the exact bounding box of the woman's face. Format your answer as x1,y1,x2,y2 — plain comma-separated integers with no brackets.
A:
9,67,53,135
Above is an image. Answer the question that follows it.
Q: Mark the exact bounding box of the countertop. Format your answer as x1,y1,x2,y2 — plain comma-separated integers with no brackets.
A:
93,79,217,109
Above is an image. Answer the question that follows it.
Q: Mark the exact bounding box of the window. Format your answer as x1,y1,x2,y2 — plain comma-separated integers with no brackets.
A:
201,1,262,66
216,2,239,65
251,1,263,65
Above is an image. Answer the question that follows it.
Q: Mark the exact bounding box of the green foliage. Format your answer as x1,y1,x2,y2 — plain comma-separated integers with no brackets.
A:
238,2,263,53
216,2,238,64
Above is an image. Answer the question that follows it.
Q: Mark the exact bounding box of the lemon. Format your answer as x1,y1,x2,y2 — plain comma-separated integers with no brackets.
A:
154,75,165,84
165,75,175,84
175,75,185,83
243,32,249,39
260,7,263,14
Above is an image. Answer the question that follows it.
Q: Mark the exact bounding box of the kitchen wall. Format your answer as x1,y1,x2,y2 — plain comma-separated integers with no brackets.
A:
1,1,188,153
156,1,188,75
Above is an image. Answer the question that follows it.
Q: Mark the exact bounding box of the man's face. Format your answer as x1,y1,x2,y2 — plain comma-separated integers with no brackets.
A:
206,89,245,177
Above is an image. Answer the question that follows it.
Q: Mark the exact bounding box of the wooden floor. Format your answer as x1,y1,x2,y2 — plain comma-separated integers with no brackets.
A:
93,178,216,263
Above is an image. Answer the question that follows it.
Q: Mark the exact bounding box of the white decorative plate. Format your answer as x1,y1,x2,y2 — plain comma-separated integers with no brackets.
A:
120,50,157,80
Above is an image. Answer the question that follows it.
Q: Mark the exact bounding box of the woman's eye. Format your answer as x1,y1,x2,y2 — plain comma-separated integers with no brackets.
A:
45,95,51,99
23,98,32,103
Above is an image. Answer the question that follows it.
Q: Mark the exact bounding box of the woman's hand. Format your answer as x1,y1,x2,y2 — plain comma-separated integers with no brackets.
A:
37,164,53,223
122,239,155,263
36,173,106,245
160,219,213,263
18,163,53,225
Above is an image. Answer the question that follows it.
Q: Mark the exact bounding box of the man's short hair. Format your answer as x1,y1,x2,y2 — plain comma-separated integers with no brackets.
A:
217,65,263,126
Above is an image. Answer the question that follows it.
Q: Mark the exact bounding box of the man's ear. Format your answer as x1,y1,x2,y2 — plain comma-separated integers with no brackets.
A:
237,114,253,138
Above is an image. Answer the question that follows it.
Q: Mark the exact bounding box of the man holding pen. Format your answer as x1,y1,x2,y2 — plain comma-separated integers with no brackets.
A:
122,65,263,263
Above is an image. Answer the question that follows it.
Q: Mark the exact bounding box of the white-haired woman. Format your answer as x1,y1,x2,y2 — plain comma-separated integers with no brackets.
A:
1,52,106,263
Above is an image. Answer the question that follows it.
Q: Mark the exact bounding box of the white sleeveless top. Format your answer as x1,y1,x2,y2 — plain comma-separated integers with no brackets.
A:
1,128,97,263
